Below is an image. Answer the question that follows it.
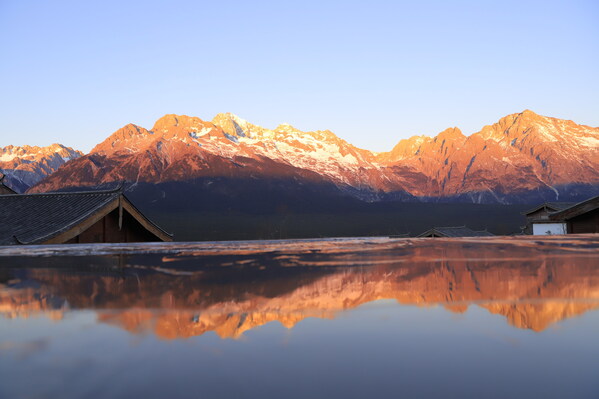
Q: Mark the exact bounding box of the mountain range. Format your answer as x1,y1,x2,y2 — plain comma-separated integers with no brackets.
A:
0,144,82,193
3,110,599,205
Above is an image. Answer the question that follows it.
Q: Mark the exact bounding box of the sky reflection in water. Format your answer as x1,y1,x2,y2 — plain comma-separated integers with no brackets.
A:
1,236,599,399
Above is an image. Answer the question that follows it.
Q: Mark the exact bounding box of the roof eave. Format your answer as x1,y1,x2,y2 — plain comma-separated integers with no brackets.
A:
121,195,174,242
549,195,599,221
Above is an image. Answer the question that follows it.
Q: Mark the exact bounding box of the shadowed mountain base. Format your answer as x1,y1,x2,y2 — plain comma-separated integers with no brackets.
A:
116,179,530,240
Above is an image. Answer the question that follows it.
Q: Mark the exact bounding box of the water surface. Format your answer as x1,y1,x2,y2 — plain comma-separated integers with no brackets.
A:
1,236,599,398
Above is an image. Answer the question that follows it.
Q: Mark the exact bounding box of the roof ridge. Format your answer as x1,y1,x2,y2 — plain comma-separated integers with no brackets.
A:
566,194,599,208
2,184,124,198
549,194,599,220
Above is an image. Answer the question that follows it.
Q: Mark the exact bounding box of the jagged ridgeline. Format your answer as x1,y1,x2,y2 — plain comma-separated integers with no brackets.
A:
2,110,598,239
27,110,599,203
0,144,82,193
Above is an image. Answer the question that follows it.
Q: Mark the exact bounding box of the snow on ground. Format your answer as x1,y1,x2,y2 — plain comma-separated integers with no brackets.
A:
577,135,599,148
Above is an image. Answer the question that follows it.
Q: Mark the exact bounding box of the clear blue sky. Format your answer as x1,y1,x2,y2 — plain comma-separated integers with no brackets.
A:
1,0,597,152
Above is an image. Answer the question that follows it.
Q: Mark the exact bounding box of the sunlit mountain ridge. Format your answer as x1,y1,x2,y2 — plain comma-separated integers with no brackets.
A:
19,110,599,203
0,144,82,192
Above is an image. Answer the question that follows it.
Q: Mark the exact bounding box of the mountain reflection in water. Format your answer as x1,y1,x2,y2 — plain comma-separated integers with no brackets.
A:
2,236,599,337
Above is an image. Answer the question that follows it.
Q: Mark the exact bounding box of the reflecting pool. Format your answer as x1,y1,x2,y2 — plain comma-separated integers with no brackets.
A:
1,236,599,398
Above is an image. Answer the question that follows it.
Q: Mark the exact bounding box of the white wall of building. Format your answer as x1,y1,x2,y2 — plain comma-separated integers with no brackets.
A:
532,223,567,235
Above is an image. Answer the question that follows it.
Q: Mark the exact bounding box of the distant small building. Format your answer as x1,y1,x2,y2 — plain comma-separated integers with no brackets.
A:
526,196,599,235
0,174,17,195
388,233,410,238
522,202,575,235
417,226,494,238
0,187,172,245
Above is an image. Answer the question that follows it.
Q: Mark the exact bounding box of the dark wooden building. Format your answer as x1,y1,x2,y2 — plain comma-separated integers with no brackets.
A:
0,187,172,245
548,195,599,234
417,226,494,238
521,202,575,235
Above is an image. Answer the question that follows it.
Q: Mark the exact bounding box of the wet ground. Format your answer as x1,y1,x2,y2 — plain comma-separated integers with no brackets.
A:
1,235,599,398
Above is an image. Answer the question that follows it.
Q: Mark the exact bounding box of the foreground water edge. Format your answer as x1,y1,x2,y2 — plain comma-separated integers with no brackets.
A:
1,235,599,398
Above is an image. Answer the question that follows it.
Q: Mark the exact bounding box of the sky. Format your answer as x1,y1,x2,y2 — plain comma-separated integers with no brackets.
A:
0,0,598,153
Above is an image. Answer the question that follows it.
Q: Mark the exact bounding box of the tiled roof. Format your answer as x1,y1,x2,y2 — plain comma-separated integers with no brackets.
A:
522,202,576,216
0,188,171,245
418,226,495,238
549,195,599,221
545,202,577,210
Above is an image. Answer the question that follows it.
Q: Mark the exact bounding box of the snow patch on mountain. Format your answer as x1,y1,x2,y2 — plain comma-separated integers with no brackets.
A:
0,154,17,162
578,136,599,148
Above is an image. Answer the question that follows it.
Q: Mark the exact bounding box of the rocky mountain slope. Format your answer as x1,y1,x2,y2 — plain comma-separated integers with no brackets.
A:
378,110,599,201
28,110,599,203
0,144,82,193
